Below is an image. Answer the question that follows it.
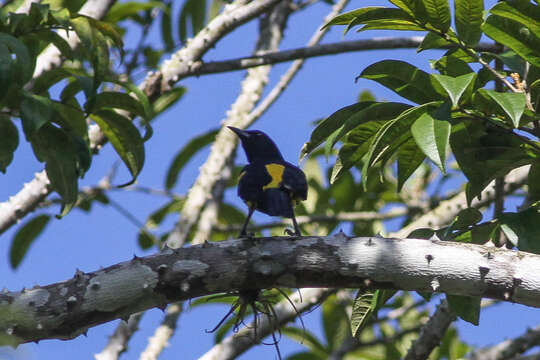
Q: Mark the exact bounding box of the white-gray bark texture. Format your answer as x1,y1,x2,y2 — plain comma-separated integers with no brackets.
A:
1,235,539,346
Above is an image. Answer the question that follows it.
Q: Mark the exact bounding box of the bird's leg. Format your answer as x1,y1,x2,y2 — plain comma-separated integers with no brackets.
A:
239,205,256,238
291,211,302,236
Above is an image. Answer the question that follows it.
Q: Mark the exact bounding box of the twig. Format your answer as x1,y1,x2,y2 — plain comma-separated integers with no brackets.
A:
94,312,144,360
470,324,540,360
188,38,497,77
404,300,456,360
139,303,182,360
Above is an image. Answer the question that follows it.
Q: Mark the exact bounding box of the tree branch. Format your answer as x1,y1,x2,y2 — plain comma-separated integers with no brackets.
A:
139,303,182,360
471,324,540,360
187,38,498,77
1,235,540,345
93,312,144,360
404,300,456,360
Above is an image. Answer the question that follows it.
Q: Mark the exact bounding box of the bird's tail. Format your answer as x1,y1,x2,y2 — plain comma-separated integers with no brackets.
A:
260,189,294,218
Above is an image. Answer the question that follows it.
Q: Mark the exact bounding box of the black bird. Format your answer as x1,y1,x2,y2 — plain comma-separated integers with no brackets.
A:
228,126,308,237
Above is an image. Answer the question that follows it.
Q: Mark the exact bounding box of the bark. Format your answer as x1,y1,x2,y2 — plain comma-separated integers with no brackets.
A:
1,235,539,345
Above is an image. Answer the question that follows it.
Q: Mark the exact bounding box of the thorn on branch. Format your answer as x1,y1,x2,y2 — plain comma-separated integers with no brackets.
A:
479,266,490,279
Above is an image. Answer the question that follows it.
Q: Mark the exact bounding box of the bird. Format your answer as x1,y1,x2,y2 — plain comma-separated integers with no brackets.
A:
228,126,308,237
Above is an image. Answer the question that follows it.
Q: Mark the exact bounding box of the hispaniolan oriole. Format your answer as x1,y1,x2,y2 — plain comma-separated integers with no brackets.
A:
228,126,308,236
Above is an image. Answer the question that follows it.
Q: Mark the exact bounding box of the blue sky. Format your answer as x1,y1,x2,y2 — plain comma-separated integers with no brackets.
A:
1,0,540,359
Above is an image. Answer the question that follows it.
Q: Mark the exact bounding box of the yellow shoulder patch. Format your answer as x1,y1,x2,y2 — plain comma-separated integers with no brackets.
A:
262,163,285,190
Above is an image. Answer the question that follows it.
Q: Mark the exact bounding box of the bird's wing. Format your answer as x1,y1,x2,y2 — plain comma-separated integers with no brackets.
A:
282,162,308,200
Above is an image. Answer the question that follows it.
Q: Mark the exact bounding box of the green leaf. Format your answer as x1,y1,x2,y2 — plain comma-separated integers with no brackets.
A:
431,73,475,108
9,215,51,269
86,91,147,120
528,162,540,202
422,0,451,31
331,121,385,183
482,15,540,68
301,102,375,160
0,42,12,103
446,295,481,325
137,230,156,249
322,294,349,350
0,33,33,85
282,327,328,357
30,124,81,217
408,228,436,239
453,221,497,244
500,208,540,253
411,103,451,172
397,137,426,191
357,20,425,32
360,60,444,104
451,208,483,230
70,16,110,90
178,0,206,43
20,94,53,138
388,0,428,20
331,102,411,152
91,110,145,187
33,29,74,60
165,128,218,189
105,1,165,23
152,87,187,115
351,289,396,338
478,89,526,128
0,116,19,173
490,0,540,38
450,121,535,202
417,31,454,52
363,102,441,187
146,198,185,228
454,0,483,45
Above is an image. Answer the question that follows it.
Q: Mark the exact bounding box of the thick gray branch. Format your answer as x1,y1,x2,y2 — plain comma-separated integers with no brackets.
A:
1,236,540,345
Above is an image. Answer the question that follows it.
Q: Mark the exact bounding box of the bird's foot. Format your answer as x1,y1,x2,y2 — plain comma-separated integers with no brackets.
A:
239,231,255,239
284,228,301,237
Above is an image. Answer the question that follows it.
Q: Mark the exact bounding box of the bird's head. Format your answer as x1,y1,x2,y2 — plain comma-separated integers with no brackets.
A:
227,126,284,163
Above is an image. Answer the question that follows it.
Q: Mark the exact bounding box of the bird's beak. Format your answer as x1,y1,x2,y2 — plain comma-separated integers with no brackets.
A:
227,126,250,139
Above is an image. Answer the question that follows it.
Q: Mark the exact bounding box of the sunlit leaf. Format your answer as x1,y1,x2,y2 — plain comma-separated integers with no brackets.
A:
360,60,445,104
410,102,451,172
91,110,145,187
454,0,483,45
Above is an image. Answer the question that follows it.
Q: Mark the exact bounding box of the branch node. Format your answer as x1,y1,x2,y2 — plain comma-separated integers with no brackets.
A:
425,254,434,264
90,282,101,291
513,277,523,287
484,251,494,260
